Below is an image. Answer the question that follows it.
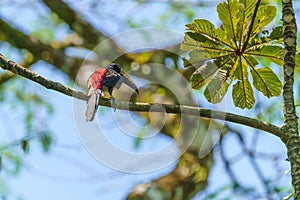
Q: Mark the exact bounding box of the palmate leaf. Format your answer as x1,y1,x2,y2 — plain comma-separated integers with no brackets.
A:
181,32,221,51
250,67,282,97
204,69,231,103
246,45,284,66
238,0,257,45
232,80,255,109
240,0,256,19
250,5,277,39
217,0,240,47
181,0,285,109
190,61,219,89
185,19,232,48
232,56,249,80
231,56,255,109
183,50,234,69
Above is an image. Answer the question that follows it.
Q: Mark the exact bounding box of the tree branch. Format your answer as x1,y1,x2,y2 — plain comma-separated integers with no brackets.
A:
0,53,283,139
42,0,107,49
0,18,84,79
281,0,300,198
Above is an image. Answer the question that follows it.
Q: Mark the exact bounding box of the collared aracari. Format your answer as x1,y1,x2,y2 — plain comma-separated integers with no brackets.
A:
85,63,139,121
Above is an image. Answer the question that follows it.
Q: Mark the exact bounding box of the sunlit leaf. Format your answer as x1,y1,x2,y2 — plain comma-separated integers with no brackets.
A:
217,0,240,47
204,69,230,103
181,32,222,51
240,0,256,19
231,56,243,80
190,61,219,89
250,67,282,97
186,19,232,48
232,80,255,109
186,51,222,65
251,5,277,38
181,0,285,109
246,45,284,66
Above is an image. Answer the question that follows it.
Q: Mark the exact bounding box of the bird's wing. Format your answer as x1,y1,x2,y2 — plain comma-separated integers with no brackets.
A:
120,69,139,93
102,70,122,88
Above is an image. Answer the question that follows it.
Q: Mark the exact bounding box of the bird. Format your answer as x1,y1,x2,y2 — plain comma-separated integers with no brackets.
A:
85,63,139,121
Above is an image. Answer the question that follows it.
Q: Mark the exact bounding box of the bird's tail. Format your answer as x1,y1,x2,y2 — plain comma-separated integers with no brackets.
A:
85,88,103,121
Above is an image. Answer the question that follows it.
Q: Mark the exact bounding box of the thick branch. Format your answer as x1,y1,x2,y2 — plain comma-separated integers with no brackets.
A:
0,18,83,79
0,53,283,139
281,0,300,198
42,0,107,49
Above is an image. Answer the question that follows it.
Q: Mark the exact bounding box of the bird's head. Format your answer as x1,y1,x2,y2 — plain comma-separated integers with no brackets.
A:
106,63,121,74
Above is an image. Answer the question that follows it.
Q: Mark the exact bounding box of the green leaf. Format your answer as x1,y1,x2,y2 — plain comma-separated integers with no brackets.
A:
296,52,300,67
21,140,30,154
185,19,233,48
39,132,52,152
2,151,22,174
181,0,281,110
181,32,221,51
251,5,277,38
232,56,243,80
217,0,240,47
240,0,256,19
246,45,284,66
233,55,259,80
190,61,219,89
232,80,255,109
185,50,226,67
269,26,283,40
134,127,147,149
238,0,257,45
204,69,230,103
250,67,282,97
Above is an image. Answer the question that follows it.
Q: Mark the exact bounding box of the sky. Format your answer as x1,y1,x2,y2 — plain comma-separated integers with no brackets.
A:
0,0,298,199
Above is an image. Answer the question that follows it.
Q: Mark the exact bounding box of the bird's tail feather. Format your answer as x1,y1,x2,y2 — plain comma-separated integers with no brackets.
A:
85,88,103,121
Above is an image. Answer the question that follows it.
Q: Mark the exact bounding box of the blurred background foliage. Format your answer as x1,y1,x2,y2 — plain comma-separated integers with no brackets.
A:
0,0,299,199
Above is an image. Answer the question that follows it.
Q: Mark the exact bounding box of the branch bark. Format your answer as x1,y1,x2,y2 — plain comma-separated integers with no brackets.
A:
0,53,282,139
281,0,300,198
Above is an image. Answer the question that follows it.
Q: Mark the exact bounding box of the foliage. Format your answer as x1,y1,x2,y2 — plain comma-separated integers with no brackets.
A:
0,78,54,180
180,0,295,109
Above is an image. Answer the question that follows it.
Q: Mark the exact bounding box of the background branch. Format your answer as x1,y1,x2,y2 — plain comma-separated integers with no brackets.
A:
0,53,282,139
